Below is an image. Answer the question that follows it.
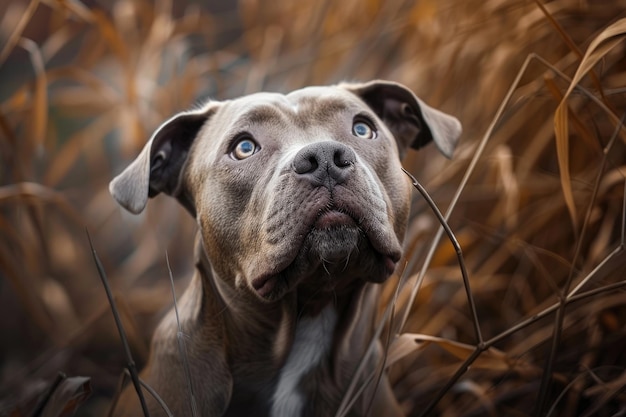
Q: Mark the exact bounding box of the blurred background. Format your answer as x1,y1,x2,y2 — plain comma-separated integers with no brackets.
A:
1,0,625,415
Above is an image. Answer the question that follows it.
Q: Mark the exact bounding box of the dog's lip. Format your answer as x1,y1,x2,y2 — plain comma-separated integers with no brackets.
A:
251,274,278,298
313,209,357,229
314,205,401,264
251,206,401,299
252,252,399,299
310,208,401,264
251,210,358,299
383,255,398,275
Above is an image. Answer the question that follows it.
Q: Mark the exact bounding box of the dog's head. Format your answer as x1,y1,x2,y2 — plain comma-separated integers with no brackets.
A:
110,80,461,302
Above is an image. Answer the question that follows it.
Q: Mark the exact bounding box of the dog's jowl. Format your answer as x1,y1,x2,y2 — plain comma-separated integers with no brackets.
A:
110,80,461,417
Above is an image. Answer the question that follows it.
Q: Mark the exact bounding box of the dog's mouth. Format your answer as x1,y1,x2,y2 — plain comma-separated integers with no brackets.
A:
313,209,356,229
251,205,401,300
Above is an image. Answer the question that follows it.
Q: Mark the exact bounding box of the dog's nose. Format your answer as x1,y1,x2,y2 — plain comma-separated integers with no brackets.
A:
292,141,356,187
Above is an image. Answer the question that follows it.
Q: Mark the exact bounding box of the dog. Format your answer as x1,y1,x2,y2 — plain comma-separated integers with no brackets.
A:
109,80,461,417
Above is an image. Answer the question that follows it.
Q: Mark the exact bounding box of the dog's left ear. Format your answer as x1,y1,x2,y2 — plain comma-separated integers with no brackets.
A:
109,104,217,215
342,80,462,158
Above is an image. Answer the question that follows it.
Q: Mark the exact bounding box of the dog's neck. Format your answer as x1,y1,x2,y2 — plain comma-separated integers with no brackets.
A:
143,234,383,417
147,234,377,417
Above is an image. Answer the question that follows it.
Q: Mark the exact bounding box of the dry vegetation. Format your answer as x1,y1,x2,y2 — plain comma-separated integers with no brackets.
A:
1,0,625,416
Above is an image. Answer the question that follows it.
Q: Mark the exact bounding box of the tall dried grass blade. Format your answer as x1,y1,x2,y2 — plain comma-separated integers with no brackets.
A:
554,17,626,231
394,333,520,372
41,25,75,62
0,110,17,146
91,10,129,62
533,0,606,103
44,110,117,185
417,348,484,417
0,0,39,65
0,182,85,228
398,53,538,333
402,168,482,344
45,0,94,22
334,296,394,417
165,252,198,417
107,372,174,417
385,333,423,368
35,374,91,417
485,244,625,349
335,265,412,417
580,370,626,417
138,377,173,417
0,247,58,341
106,371,129,417
544,76,597,150
18,38,48,149
566,114,625,298
1,85,30,112
545,370,590,417
87,230,151,417
622,179,626,247
30,372,65,417
538,113,626,414
334,262,408,417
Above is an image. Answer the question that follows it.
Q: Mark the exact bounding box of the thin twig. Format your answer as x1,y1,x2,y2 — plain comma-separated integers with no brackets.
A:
87,230,150,417
30,372,66,417
415,253,626,417
535,113,625,415
106,370,130,417
166,251,199,417
486,244,624,348
418,348,485,417
398,52,538,332
622,179,626,247
343,166,479,417
398,52,626,414
533,0,609,107
402,168,482,344
335,261,409,417
567,114,626,298
363,263,405,417
139,376,174,417
0,0,39,65
334,289,395,417
401,169,483,417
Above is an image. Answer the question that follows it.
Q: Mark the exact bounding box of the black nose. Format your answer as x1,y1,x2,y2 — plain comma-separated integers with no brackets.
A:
292,141,356,188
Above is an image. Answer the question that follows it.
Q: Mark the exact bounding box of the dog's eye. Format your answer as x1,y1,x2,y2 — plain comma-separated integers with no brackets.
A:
232,138,259,160
352,120,376,139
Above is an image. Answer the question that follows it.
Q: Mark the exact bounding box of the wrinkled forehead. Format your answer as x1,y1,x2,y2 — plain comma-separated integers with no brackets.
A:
214,86,366,128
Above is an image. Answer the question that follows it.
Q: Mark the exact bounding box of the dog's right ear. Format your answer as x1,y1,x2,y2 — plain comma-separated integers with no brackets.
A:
109,104,218,215
342,80,461,159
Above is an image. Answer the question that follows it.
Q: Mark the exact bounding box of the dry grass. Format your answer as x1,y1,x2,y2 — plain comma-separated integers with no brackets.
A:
1,0,625,416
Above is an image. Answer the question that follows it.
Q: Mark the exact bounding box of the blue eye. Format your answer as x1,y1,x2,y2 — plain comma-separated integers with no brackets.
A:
352,120,376,139
232,138,258,160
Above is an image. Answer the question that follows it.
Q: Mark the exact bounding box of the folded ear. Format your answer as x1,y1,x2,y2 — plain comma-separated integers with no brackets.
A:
109,103,218,215
341,80,462,159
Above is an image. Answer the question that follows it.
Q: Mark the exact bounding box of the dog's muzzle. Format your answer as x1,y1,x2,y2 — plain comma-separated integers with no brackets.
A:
250,141,401,300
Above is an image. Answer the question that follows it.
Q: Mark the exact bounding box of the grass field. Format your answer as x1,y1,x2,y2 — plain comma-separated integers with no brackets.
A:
1,0,625,415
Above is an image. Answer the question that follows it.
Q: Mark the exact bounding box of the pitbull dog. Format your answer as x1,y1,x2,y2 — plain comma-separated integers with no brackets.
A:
109,80,461,417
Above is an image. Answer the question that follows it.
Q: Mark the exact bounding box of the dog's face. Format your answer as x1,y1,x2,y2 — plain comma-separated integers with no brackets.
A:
110,81,461,302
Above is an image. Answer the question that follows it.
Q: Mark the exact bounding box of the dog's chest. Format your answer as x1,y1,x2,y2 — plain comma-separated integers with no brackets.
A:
270,306,338,417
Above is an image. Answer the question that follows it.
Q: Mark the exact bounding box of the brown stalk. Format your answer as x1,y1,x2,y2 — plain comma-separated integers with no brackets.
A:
533,0,609,107
166,251,199,417
534,113,625,415
398,52,539,333
0,0,39,65
87,230,151,417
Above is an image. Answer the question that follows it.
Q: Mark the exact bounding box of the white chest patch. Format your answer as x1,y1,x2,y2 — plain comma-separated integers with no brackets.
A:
270,306,338,417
